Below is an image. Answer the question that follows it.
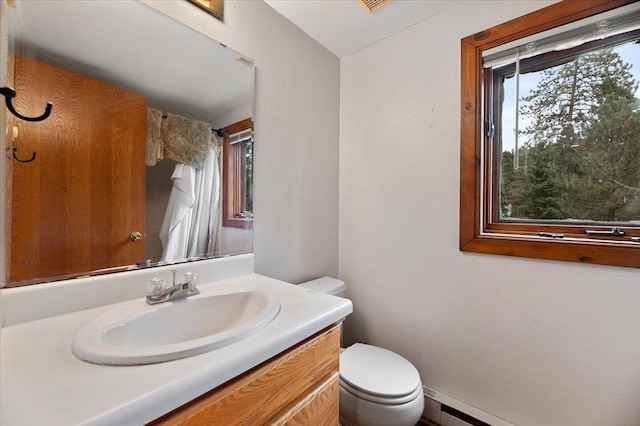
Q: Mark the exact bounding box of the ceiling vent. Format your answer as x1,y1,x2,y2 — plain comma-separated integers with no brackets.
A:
358,0,391,13
234,55,254,67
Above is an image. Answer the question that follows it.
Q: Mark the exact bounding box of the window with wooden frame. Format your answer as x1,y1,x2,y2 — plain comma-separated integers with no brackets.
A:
222,118,253,229
460,0,640,268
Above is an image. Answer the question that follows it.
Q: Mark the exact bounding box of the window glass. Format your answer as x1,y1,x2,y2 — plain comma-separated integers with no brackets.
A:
243,139,253,216
493,36,640,225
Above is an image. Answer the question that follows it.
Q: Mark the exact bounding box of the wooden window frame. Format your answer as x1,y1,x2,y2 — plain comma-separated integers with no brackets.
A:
222,118,253,229
460,0,640,268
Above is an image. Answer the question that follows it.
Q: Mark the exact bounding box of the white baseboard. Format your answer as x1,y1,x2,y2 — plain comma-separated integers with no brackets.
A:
423,385,516,426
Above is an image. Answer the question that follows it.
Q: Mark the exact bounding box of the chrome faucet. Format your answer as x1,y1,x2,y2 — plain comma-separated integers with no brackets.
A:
146,270,199,305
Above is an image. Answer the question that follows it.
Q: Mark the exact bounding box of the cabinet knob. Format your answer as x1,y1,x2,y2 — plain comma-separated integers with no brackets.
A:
130,231,142,242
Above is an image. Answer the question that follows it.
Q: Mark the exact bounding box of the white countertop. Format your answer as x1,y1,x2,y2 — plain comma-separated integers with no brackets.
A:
1,273,352,426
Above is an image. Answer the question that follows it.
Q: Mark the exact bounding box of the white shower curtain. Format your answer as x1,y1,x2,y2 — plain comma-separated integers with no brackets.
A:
159,145,221,263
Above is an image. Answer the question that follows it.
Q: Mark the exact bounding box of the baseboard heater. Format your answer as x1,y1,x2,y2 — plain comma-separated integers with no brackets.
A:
441,404,491,426
423,386,517,426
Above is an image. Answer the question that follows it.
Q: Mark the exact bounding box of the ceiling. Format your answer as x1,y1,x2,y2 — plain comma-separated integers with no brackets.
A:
8,1,254,122
264,0,464,58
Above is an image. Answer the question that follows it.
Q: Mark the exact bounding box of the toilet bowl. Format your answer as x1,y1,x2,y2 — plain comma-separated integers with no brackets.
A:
299,278,424,426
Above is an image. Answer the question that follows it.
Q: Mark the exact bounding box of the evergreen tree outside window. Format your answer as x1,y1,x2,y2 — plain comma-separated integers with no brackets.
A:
495,36,640,224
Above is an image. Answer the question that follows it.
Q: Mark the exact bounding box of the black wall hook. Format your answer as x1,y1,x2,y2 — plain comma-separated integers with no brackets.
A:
6,146,36,163
0,87,52,122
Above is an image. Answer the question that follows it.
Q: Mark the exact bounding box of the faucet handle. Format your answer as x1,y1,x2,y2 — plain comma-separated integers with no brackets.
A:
183,272,199,292
147,278,167,298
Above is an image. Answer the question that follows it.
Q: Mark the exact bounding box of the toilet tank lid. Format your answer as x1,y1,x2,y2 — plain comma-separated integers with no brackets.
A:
298,277,346,295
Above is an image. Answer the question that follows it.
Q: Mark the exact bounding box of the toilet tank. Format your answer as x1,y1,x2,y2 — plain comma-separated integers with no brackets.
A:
299,277,346,297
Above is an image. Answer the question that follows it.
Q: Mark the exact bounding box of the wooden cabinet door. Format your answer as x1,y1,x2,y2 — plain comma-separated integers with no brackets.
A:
8,56,146,285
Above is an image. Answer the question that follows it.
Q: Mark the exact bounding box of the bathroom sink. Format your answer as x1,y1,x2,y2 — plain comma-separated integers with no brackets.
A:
72,287,280,365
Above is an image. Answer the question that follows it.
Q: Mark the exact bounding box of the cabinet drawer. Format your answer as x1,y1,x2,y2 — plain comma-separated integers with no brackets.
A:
274,372,339,425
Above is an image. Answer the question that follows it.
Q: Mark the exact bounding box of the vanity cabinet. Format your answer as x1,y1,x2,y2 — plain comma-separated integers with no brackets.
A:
150,323,341,425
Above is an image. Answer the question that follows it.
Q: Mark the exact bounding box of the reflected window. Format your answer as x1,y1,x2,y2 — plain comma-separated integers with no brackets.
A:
223,118,253,228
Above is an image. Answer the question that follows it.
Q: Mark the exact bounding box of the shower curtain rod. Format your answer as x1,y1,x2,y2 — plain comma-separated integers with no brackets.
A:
161,113,224,137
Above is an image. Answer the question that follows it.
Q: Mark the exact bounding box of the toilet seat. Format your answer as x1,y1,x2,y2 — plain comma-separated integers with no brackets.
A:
339,377,423,405
339,343,422,404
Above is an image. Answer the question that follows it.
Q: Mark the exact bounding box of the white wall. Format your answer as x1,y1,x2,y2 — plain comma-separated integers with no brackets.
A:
339,2,640,425
143,0,340,283
211,100,253,130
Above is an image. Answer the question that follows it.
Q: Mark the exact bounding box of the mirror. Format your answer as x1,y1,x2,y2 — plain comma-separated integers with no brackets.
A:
4,0,254,287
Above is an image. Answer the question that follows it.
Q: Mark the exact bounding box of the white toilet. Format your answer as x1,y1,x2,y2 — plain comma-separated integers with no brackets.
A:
299,277,424,426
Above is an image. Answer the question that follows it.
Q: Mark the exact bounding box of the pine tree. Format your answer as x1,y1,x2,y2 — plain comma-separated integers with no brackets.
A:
573,76,640,221
520,49,636,147
515,144,563,220
502,46,640,221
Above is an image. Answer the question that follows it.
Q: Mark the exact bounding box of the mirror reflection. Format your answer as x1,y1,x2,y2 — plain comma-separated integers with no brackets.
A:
5,0,254,287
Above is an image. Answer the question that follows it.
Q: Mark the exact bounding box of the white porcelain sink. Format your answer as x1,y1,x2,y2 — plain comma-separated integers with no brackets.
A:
72,287,280,365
